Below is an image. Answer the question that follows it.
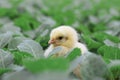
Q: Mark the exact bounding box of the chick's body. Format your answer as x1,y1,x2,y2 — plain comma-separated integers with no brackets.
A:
44,26,88,57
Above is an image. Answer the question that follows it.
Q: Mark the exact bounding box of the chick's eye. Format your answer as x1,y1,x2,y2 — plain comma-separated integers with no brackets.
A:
58,36,63,40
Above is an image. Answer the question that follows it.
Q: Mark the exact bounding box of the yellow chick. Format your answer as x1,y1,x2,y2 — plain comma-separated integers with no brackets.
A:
44,25,88,79
44,25,88,57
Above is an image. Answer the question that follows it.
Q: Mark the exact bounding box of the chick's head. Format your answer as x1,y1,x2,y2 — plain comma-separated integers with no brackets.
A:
49,26,78,48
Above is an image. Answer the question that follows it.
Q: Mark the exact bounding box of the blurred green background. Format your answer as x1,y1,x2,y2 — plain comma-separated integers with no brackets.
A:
0,0,120,80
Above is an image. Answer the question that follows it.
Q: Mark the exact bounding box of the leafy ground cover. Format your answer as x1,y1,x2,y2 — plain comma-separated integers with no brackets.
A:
0,0,120,80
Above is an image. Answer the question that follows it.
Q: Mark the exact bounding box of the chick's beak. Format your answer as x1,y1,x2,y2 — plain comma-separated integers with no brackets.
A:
48,39,56,44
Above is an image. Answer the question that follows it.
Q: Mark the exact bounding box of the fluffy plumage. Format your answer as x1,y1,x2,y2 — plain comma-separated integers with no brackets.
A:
44,26,88,79
44,25,88,57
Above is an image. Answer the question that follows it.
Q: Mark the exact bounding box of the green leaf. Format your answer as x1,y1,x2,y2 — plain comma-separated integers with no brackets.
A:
110,65,120,79
108,60,120,79
93,24,107,32
0,8,9,17
98,45,120,60
99,0,120,10
103,58,111,64
76,25,91,35
23,58,69,73
14,13,40,31
7,8,19,19
41,0,75,25
11,50,33,65
92,32,120,43
35,36,49,49
0,68,10,75
82,35,103,50
0,8,19,19
9,0,23,7
66,48,81,62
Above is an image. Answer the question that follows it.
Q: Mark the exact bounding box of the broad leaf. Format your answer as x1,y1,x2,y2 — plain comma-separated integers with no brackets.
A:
80,53,110,80
103,39,120,48
8,64,24,72
0,8,9,17
0,22,22,36
2,70,69,80
0,32,13,48
0,68,10,75
98,45,120,60
76,25,91,35
0,49,13,68
11,50,33,65
66,48,81,62
92,32,120,43
8,36,29,50
0,17,11,25
82,35,103,50
23,58,69,73
17,40,44,58
2,71,32,80
108,60,120,79
14,13,40,31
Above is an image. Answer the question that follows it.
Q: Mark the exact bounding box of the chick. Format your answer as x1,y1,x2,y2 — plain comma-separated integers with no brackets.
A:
44,26,88,79
44,25,88,57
